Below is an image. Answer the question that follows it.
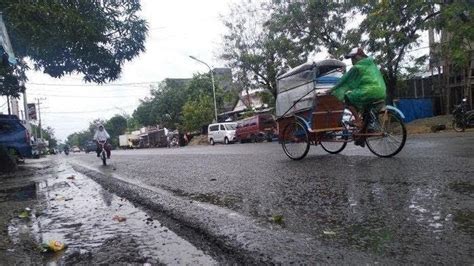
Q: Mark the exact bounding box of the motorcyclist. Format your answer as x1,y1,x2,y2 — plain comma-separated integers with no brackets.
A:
331,47,387,146
63,144,70,155
93,124,111,159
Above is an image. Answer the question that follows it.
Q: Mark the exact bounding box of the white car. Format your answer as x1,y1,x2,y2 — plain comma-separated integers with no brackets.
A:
208,123,237,145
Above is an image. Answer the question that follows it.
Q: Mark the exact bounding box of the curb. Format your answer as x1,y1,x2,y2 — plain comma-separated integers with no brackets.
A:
71,161,379,264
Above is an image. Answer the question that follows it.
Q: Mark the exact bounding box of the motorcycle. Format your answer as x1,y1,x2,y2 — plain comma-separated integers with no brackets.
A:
452,97,474,132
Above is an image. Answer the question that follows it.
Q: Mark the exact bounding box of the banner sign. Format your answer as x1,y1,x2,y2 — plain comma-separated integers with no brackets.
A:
27,103,37,120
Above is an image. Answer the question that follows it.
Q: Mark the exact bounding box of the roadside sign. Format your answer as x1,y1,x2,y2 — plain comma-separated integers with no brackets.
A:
27,103,37,120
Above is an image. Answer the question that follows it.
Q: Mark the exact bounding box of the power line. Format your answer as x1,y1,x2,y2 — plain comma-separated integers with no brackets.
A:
28,81,159,87
27,93,147,99
42,105,136,114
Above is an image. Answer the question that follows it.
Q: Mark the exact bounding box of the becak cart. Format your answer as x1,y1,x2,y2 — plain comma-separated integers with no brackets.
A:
276,59,407,160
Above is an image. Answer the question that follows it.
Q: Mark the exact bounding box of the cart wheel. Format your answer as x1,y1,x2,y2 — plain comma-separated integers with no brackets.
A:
281,121,310,160
366,109,407,157
320,125,348,154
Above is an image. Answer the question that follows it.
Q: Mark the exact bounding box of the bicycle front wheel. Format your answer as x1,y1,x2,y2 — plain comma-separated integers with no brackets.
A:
366,110,407,157
101,151,107,166
319,123,348,154
281,121,310,160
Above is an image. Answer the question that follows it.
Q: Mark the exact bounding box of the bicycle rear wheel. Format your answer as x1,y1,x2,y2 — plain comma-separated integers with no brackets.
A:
281,121,310,160
366,110,406,157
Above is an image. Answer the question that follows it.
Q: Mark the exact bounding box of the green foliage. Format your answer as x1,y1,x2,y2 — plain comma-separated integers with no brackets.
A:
30,125,57,149
266,1,357,59
0,1,147,83
132,74,232,130
437,1,474,69
220,1,307,98
256,90,275,109
182,95,214,132
104,115,127,147
133,79,189,128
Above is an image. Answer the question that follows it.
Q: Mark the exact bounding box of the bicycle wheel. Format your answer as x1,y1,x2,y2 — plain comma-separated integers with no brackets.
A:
281,121,310,160
319,125,348,154
366,110,407,157
452,118,465,132
101,151,107,166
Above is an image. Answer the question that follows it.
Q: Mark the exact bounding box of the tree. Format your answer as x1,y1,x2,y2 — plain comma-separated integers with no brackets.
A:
30,124,58,149
266,1,357,59
0,1,147,83
133,79,190,128
104,115,127,147
221,1,307,98
182,95,214,132
436,1,474,69
132,74,230,129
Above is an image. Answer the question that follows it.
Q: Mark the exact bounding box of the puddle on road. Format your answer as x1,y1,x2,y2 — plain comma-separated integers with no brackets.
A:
4,163,217,265
453,210,474,235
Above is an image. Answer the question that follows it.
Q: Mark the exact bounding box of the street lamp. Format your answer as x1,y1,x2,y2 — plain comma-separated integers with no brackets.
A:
189,55,218,122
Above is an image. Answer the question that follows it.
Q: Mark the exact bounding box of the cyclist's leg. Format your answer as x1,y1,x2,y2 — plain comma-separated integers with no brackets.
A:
105,142,111,159
96,141,101,157
344,95,364,128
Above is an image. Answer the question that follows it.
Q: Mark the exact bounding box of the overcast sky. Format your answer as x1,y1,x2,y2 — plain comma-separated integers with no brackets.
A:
0,0,237,141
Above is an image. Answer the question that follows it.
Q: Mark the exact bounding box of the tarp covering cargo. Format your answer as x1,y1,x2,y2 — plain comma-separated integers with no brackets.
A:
275,59,345,117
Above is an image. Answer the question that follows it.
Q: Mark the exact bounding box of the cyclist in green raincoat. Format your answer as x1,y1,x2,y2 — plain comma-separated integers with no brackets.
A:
331,47,387,146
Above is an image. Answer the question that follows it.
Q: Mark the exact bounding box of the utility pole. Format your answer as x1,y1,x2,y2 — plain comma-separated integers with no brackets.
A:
35,97,46,140
22,83,29,121
6,95,10,115
189,55,218,122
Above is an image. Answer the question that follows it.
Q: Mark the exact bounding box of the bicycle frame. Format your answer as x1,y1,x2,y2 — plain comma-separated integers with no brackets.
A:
98,140,107,159
291,99,405,143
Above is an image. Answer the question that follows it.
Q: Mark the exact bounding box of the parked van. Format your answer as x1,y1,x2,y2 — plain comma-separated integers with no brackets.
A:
207,122,237,145
236,114,276,143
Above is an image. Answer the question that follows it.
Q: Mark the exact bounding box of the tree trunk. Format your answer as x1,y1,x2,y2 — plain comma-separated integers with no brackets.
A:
386,75,397,105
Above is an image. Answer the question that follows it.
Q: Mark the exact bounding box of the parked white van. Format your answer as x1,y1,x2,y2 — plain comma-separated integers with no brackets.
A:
207,123,237,145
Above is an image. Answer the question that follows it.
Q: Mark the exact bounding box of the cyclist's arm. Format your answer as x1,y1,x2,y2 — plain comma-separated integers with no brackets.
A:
331,67,359,101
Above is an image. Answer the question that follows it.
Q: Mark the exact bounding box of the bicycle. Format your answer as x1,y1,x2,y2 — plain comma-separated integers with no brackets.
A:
279,97,407,160
98,140,108,166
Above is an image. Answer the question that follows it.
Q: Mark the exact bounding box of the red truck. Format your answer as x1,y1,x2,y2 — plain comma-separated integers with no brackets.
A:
235,114,276,143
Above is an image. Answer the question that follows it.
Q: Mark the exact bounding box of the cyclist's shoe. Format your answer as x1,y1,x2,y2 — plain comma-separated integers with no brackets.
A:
354,138,366,147
107,156,110,159
97,154,100,157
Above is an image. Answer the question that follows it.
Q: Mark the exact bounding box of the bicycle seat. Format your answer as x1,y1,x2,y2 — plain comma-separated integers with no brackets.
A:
370,100,385,105
368,100,385,110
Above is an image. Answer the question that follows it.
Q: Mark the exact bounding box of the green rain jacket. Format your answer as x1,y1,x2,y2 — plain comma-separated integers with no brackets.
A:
331,57,386,110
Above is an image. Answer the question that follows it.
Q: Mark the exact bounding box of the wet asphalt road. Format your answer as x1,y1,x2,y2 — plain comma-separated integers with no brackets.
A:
70,131,474,264
0,159,234,264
